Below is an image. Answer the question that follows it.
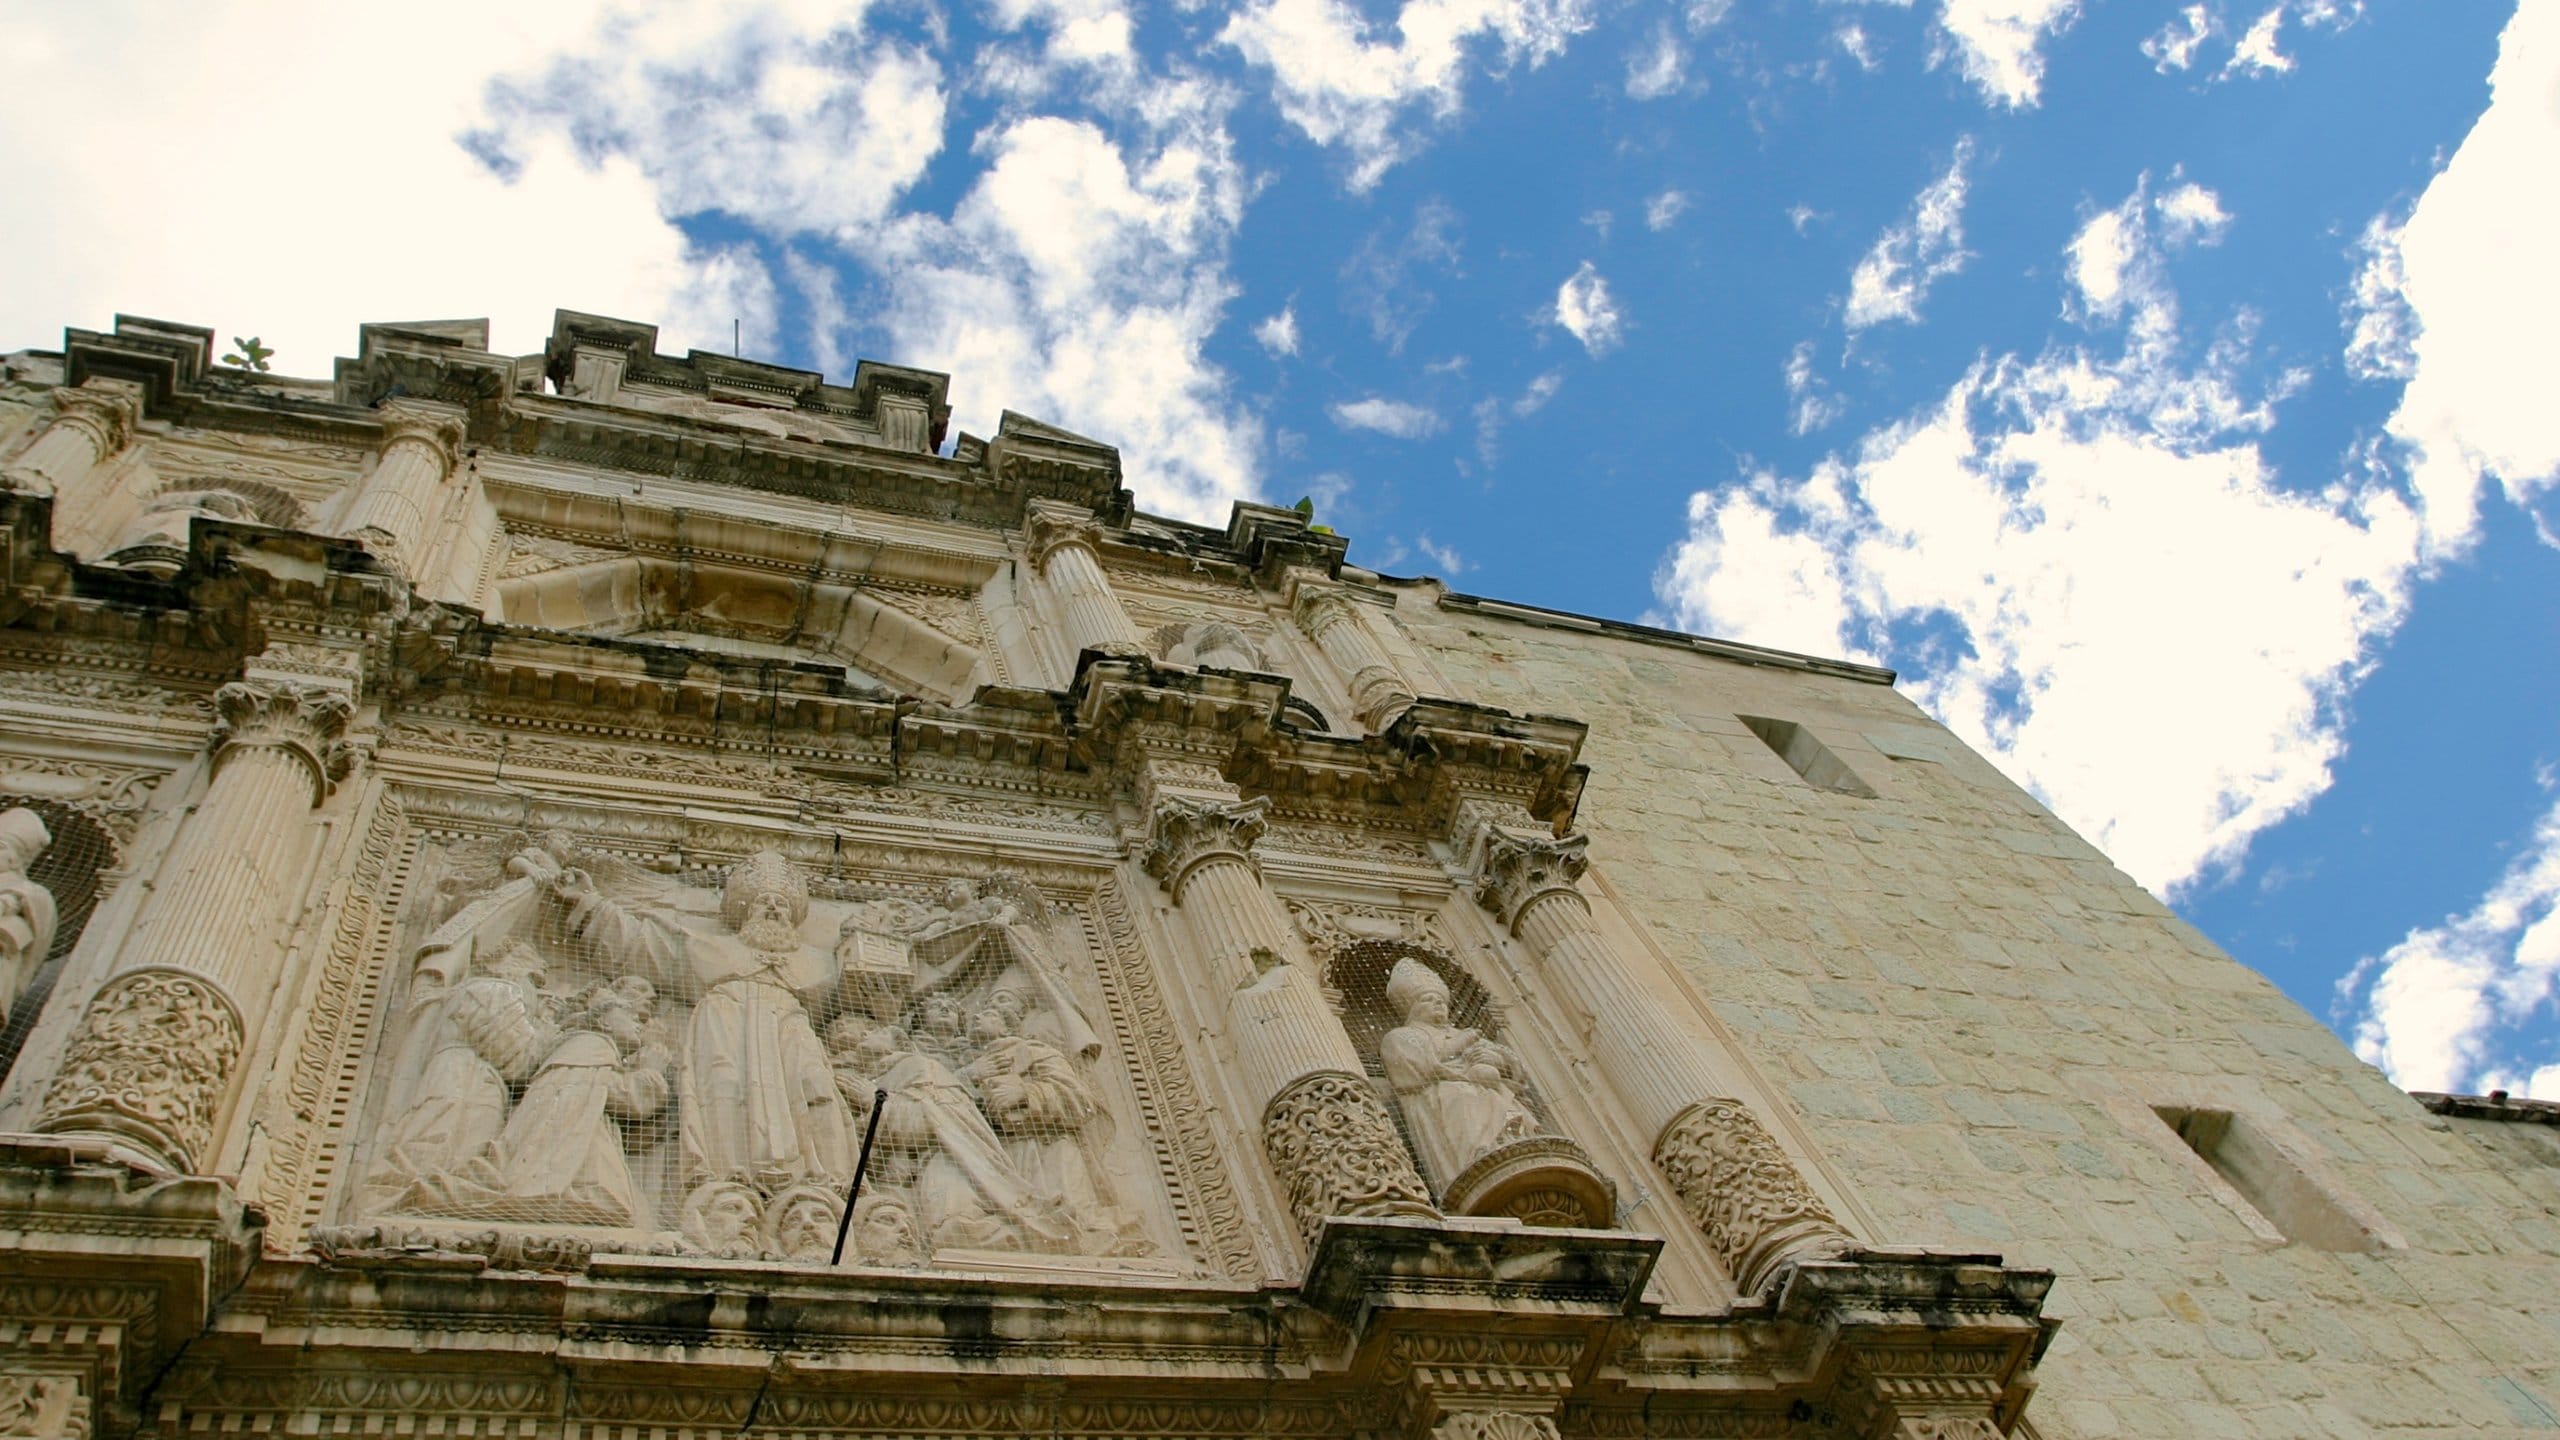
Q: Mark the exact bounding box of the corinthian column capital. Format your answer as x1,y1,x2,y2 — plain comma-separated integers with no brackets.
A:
374,397,465,465
49,379,144,453
1023,501,1108,574
1142,795,1267,897
1473,827,1591,932
213,680,356,804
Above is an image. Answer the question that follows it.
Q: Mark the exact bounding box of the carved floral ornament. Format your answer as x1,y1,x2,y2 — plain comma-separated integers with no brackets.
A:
1651,1097,1851,1295
1473,827,1591,932
1141,795,1268,896
1260,1071,1438,1249
37,966,247,1174
1432,1411,1562,1440
211,680,356,803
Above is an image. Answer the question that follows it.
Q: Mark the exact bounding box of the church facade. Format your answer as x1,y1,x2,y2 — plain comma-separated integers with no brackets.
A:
0,310,2547,1438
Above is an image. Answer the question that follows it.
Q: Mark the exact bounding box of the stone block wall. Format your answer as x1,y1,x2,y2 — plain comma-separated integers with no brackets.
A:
1393,590,2560,1437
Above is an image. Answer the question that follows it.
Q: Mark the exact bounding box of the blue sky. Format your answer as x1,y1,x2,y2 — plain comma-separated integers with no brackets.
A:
4,1,2557,1096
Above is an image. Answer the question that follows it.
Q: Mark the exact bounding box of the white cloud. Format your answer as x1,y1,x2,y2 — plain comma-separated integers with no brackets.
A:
1843,139,1974,332
1626,24,1687,99
1331,396,1445,438
1933,0,2081,108
1658,180,2423,896
2155,181,2231,247
1255,306,1303,357
1554,262,1626,355
2373,1,2560,551
2345,791,2560,1097
1788,204,1822,235
2342,213,2415,383
1646,189,1692,232
1837,24,1879,72
0,3,760,370
1784,340,1847,435
1417,534,1467,573
1344,200,1465,353
2142,5,2213,71
2065,201,2139,319
2223,6,2294,77
1219,0,1594,190
1514,369,1565,415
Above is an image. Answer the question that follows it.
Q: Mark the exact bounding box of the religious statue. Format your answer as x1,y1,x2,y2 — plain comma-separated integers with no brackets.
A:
0,808,54,1025
962,1001,1145,1255
766,1184,845,1263
1379,957,1541,1193
362,944,555,1215
405,976,674,1226
532,848,859,1195
833,1022,1077,1255
681,1179,765,1259
846,1194,923,1266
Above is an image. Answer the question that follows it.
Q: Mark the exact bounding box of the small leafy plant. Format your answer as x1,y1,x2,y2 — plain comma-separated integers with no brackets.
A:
223,336,274,373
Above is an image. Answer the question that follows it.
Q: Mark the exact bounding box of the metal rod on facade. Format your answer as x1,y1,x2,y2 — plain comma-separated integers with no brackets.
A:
830,1088,889,1268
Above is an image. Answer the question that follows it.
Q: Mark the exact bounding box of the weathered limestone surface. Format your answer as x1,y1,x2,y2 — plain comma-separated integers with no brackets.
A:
0,307,2538,1437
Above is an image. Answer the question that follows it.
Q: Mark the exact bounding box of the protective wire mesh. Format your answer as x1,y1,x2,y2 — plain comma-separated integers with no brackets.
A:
353,843,1160,1268
0,800,117,1085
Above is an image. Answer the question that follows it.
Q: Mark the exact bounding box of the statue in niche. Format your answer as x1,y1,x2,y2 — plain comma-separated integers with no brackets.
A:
405,977,674,1226
962,999,1147,1255
528,847,859,1194
362,943,556,1214
831,1021,1078,1254
1380,957,1540,1192
0,808,55,1024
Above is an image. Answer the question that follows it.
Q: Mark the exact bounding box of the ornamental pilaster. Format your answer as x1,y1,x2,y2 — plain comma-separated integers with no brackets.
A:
336,398,465,576
1468,809,1850,1293
1141,788,1437,1249
1024,500,1147,664
1290,575,1417,729
37,679,355,1172
2,378,143,496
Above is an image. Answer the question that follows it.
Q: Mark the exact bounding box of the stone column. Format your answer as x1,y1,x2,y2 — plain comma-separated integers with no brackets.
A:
336,399,465,577
1025,501,1147,664
1472,816,1850,1293
37,680,352,1173
1143,793,1438,1250
1291,579,1416,730
2,379,142,496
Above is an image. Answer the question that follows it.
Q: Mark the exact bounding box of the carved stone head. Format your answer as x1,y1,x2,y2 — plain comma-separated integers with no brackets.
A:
720,850,810,932
1384,956,1452,1024
0,808,48,873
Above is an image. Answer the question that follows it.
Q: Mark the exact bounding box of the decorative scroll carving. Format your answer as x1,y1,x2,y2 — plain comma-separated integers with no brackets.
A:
1433,1412,1561,1440
1283,898,1452,959
1142,796,1267,896
213,680,355,803
1651,1098,1850,1294
1474,829,1590,932
38,967,247,1172
1260,1071,1437,1250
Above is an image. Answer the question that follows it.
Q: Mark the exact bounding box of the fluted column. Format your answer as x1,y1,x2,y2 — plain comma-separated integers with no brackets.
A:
1026,502,1147,664
1143,794,1437,1249
1474,818,1850,1293
38,680,353,1172
1291,579,1415,729
337,399,465,576
3,379,142,496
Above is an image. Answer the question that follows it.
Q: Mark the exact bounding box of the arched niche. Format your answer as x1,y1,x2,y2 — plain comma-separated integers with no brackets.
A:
0,800,119,1083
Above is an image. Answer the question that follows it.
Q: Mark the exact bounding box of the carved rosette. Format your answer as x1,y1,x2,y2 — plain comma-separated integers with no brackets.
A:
1652,1098,1851,1294
1261,1072,1438,1250
1142,795,1268,897
1473,828,1591,933
212,680,356,804
37,966,246,1173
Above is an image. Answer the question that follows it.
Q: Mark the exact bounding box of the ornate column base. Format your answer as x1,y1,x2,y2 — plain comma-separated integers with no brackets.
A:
35,968,246,1174
1652,1097,1852,1295
1262,1072,1439,1251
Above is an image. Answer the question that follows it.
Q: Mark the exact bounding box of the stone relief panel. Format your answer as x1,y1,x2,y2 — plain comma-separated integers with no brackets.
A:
329,817,1229,1279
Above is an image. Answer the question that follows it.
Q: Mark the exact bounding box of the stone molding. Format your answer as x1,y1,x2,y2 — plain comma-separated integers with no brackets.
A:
1261,1071,1439,1250
212,680,356,804
37,967,247,1174
1142,795,1267,897
1473,827,1591,933
1652,1098,1852,1295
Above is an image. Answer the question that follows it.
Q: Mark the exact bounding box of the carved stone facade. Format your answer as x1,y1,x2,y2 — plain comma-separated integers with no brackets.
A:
0,307,2540,1438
